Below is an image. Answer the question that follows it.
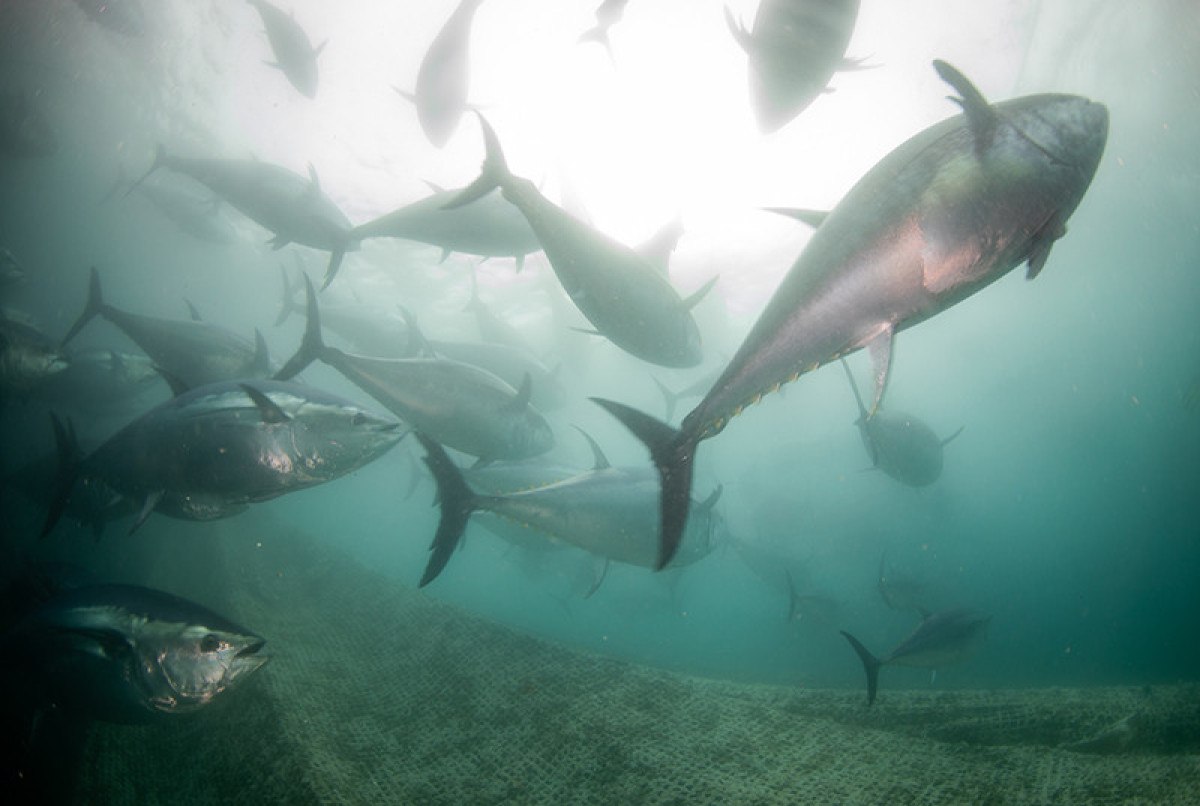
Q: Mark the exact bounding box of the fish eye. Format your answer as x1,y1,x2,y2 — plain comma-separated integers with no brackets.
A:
200,633,221,653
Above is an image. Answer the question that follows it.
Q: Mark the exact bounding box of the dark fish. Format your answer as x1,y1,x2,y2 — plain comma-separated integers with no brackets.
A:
61,267,272,388
129,147,356,287
113,169,239,244
593,60,1108,569
72,0,145,36
579,0,629,59
841,359,962,487
0,91,57,159
876,552,929,614
398,0,486,147
448,114,714,368
415,431,722,586
352,182,539,269
0,311,69,399
30,347,162,414
840,607,991,705
3,584,267,722
247,0,325,98
275,273,554,464
725,0,865,133
40,379,402,536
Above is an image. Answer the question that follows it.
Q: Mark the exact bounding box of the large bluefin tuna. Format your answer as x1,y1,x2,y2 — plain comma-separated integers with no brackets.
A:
840,359,962,487
398,0,486,147
725,0,866,133
3,583,267,722
39,379,402,536
841,607,992,705
128,148,357,288
275,274,555,464
447,114,715,368
247,0,325,98
415,432,723,587
61,268,273,389
593,60,1109,569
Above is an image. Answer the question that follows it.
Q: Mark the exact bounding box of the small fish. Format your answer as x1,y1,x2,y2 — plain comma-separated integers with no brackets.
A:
841,607,992,705
3,583,267,722
247,0,325,98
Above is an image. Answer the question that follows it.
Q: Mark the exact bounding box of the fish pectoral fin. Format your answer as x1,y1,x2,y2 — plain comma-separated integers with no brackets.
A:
263,60,282,70
583,558,609,599
941,425,965,447
865,326,895,416
1025,213,1067,280
505,372,534,413
570,327,603,337
154,366,191,397
185,299,203,322
683,275,719,310
240,383,291,424
839,55,878,72
130,490,166,534
63,627,135,662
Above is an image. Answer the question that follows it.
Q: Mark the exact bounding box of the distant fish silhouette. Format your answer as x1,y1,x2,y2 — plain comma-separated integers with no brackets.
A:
247,0,325,98
397,0,486,147
578,0,629,60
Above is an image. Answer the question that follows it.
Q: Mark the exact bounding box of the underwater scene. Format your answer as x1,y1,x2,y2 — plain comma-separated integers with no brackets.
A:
1,0,1198,802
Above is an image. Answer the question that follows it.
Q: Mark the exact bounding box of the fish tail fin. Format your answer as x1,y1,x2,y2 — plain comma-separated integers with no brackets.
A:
40,413,82,539
60,267,105,347
273,272,325,380
650,376,680,422
442,112,512,210
415,433,482,587
123,144,167,200
577,26,614,62
840,631,883,706
274,264,295,327
319,247,346,290
589,397,698,570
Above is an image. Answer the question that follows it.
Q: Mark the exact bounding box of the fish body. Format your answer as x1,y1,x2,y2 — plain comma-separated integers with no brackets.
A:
247,0,323,98
31,348,162,413
62,268,272,388
133,148,355,287
276,274,554,463
41,379,402,534
594,61,1108,569
133,177,238,244
449,116,707,368
3,584,266,723
841,607,991,705
726,0,861,132
415,433,722,585
408,0,486,147
353,185,539,267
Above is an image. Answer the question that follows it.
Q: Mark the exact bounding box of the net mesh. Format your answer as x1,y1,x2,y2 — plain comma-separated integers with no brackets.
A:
57,522,1200,804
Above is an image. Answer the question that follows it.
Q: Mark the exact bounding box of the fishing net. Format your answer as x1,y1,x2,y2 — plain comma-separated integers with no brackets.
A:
47,518,1200,804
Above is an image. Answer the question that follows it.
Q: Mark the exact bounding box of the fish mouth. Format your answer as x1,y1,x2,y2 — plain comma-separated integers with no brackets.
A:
233,637,270,675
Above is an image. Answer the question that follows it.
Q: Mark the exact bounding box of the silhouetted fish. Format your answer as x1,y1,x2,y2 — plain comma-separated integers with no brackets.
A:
398,0,485,147
247,0,325,98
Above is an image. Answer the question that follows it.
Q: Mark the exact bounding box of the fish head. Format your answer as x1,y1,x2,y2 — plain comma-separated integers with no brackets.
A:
290,396,405,477
507,408,556,461
1010,94,1108,180
135,618,268,715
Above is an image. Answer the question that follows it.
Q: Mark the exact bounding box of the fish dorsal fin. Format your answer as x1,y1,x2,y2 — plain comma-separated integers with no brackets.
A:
424,179,447,194
313,39,328,58
933,59,997,155
505,372,533,413
155,366,190,397
185,299,203,322
240,383,291,424
307,163,321,193
684,275,719,310
582,558,609,599
252,328,271,374
573,425,611,470
762,207,829,229
723,6,753,53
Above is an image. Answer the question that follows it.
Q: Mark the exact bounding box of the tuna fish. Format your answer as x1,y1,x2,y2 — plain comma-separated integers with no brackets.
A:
447,114,715,368
61,268,273,389
128,147,356,288
841,607,992,705
593,60,1108,569
398,0,486,147
3,583,267,722
0,311,69,400
39,379,402,536
247,0,325,98
275,273,555,464
725,0,866,132
841,359,962,487
415,431,722,587
578,0,629,60
352,181,539,269
30,348,163,414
